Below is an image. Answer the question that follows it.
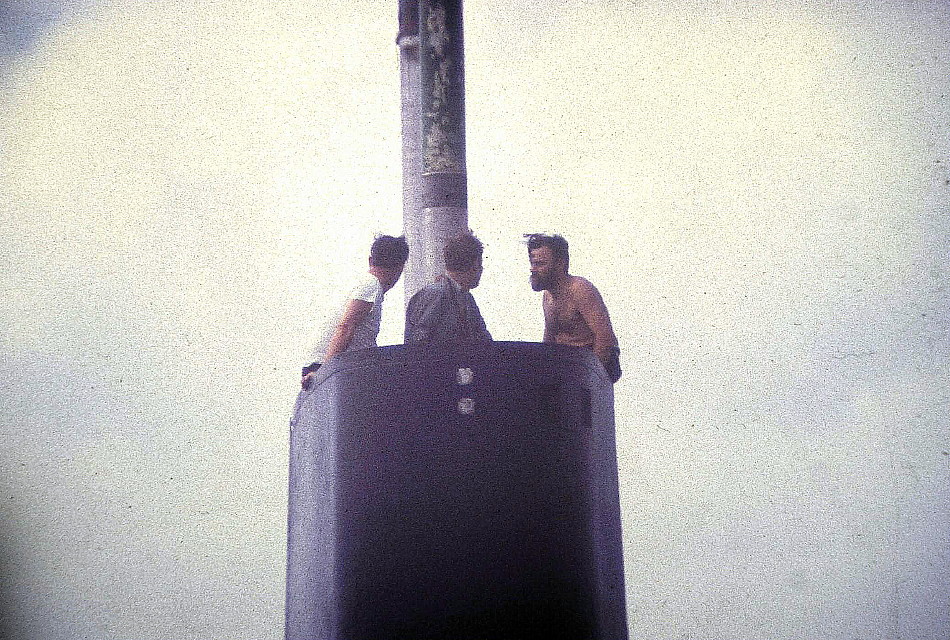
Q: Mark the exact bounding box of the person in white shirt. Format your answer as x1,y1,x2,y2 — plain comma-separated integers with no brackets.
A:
300,235,409,389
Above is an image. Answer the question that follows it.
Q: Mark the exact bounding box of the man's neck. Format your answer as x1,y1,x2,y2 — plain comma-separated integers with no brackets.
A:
547,272,571,296
445,271,468,292
367,267,390,292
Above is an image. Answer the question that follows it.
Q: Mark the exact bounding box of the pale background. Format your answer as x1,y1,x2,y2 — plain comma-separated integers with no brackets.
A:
2,1,948,639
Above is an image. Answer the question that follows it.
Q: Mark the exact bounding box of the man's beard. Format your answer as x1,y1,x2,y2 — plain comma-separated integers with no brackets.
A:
530,274,548,291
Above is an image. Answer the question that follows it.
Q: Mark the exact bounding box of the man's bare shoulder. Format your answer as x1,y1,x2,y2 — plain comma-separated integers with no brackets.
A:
567,276,611,315
567,275,600,297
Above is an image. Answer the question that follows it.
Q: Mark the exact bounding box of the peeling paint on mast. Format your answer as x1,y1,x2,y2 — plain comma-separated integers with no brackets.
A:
400,0,468,302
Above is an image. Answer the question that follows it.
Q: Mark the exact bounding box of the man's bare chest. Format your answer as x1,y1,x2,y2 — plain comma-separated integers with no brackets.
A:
547,299,588,334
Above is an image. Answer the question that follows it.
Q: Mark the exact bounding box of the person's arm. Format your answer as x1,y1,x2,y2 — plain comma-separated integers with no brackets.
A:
404,286,442,344
573,280,618,364
300,362,321,389
324,299,374,361
469,297,492,342
541,292,556,343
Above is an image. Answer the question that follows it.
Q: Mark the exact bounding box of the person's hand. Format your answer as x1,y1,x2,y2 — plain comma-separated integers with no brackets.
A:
301,371,316,390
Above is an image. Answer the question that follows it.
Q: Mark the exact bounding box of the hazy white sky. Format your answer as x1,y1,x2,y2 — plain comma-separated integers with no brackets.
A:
2,1,949,639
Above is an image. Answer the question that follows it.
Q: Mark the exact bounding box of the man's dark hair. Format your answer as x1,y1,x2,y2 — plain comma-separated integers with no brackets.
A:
444,231,483,272
525,233,569,268
370,235,409,268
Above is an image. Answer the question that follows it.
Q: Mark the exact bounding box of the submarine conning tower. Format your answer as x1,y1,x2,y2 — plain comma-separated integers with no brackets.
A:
285,341,628,640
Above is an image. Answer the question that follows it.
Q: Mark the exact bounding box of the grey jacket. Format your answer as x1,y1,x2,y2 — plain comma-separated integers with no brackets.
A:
404,275,492,344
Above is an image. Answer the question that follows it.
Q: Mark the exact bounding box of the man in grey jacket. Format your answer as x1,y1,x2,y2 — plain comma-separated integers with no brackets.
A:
405,232,492,344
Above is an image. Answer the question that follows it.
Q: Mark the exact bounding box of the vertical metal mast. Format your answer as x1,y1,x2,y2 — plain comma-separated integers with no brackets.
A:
399,0,468,301
397,0,424,301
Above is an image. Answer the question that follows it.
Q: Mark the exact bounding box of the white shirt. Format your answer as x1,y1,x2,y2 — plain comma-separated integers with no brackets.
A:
310,274,384,363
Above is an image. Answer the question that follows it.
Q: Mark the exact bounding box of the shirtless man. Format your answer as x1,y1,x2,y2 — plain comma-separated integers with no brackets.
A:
526,233,621,383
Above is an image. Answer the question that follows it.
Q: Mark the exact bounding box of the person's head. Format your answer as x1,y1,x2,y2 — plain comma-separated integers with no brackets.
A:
444,231,484,290
525,233,569,291
369,234,409,291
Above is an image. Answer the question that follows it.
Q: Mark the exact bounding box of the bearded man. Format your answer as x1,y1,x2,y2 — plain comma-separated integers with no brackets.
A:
526,233,621,383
